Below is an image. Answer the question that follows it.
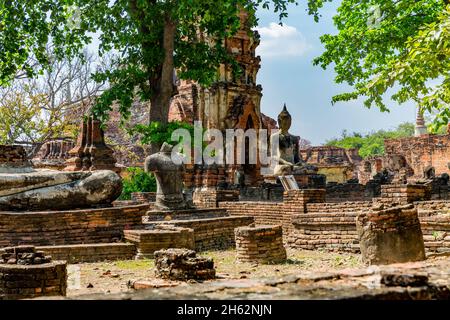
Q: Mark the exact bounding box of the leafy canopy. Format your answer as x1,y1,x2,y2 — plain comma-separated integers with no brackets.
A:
326,122,416,158
131,121,195,146
313,0,450,129
1,0,299,125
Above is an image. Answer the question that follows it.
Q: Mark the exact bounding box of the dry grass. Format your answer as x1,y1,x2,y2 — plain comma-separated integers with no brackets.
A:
67,248,363,297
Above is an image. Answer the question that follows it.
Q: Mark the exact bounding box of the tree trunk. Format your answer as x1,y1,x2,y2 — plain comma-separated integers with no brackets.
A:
148,15,177,154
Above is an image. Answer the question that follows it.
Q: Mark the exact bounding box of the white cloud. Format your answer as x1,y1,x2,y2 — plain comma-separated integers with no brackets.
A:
255,23,311,58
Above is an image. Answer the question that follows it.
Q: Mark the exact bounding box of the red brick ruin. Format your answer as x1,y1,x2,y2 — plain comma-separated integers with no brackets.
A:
65,117,118,173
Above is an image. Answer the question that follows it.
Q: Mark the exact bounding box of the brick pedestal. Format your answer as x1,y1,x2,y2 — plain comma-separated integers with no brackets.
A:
284,189,326,213
356,204,426,265
235,225,287,264
0,246,67,300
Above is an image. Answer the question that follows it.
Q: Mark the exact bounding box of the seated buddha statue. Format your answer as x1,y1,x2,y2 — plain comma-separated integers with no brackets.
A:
270,105,318,176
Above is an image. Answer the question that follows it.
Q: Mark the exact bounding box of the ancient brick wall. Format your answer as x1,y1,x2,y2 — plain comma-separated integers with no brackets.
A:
326,183,375,202
289,201,371,252
0,205,149,247
220,190,326,243
415,200,450,214
306,201,373,213
155,216,254,252
143,208,228,222
384,134,450,177
291,203,450,254
419,214,450,254
131,192,156,203
192,189,240,208
220,201,290,240
220,190,450,253
300,146,362,183
38,243,137,263
0,145,31,172
0,246,67,300
238,185,284,202
290,212,360,252
32,139,74,170
415,200,450,253
379,184,431,205
300,146,361,165
0,145,28,163
317,166,353,184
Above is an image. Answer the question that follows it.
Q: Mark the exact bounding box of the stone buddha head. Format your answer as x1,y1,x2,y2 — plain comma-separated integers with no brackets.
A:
277,104,292,134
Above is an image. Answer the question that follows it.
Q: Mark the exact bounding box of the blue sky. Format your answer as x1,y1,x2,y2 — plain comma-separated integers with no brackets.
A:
255,1,417,145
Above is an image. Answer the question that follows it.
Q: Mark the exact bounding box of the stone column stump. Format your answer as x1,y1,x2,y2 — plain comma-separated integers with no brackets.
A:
0,246,67,300
154,248,215,281
356,204,426,265
235,225,287,264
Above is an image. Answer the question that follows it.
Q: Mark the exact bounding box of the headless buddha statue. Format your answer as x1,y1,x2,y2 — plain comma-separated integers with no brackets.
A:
144,142,187,211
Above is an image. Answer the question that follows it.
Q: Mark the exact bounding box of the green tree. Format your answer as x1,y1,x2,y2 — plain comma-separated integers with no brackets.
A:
0,83,75,146
326,122,415,158
119,167,157,200
312,0,450,130
0,0,297,135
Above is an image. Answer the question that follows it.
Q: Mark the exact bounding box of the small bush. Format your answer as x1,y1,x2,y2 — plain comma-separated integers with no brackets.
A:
119,167,156,200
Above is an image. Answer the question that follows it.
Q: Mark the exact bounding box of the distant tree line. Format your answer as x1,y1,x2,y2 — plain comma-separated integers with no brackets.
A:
325,122,416,158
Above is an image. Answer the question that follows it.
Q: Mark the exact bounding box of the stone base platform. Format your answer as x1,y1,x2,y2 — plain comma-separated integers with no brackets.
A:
0,204,149,248
38,243,137,263
142,208,254,251
124,226,195,259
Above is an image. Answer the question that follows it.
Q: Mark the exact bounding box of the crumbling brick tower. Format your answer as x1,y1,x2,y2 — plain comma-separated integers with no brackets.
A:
169,10,266,187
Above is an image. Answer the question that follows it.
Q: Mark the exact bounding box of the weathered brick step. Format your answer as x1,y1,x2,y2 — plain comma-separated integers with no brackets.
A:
143,208,229,222
145,215,254,252
37,243,136,263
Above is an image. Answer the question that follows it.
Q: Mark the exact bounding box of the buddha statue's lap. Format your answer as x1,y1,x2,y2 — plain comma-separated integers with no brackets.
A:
270,105,318,176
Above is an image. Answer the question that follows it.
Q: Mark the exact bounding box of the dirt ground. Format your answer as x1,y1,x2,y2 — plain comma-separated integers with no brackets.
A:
66,249,363,297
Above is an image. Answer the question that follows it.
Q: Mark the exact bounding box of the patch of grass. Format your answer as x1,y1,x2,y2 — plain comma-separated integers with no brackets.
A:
283,258,304,266
346,255,361,267
333,256,344,267
203,250,236,265
114,259,154,270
